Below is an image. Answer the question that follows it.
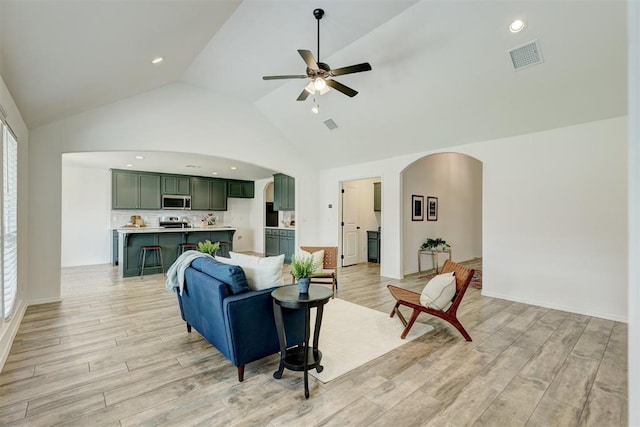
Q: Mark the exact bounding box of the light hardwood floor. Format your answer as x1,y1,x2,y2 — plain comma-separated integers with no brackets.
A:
0,260,627,426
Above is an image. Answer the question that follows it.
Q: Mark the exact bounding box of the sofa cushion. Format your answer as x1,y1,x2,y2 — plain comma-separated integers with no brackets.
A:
420,272,456,311
222,252,285,291
190,257,250,295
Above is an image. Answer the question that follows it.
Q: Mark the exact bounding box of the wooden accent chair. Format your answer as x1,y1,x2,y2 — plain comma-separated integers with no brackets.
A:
291,246,338,297
387,259,475,341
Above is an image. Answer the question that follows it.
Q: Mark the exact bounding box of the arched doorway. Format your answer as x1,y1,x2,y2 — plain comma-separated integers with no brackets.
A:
401,152,483,275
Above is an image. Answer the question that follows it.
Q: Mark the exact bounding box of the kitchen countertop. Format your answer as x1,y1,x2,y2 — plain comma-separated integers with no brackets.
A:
115,226,236,234
264,226,296,230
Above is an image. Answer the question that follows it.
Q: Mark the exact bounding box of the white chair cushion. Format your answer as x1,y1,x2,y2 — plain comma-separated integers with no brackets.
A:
218,252,285,291
420,272,456,311
297,249,325,274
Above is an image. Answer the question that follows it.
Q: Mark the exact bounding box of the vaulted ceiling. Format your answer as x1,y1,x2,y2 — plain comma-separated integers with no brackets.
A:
0,0,628,173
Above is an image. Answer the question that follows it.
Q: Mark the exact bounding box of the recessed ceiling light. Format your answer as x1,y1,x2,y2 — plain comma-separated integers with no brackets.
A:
211,172,218,175
509,19,526,33
125,163,134,167
135,156,144,160
230,166,237,170
151,57,164,64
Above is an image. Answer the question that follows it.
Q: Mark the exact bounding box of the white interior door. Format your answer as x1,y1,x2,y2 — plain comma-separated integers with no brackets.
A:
341,183,359,266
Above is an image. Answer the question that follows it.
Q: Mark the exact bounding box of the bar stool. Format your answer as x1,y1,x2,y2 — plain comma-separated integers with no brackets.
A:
139,245,164,278
178,243,197,255
218,241,230,257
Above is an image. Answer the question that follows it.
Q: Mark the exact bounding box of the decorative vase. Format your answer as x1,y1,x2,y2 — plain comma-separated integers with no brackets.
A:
297,277,311,294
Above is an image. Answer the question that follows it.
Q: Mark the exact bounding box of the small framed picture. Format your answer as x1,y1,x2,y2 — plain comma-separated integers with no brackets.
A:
427,196,438,221
412,195,424,221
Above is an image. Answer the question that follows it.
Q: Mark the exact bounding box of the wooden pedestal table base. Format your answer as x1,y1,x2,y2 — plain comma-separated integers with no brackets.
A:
271,285,333,399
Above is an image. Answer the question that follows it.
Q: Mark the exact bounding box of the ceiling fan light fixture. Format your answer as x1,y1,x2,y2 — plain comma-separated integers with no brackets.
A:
304,81,316,94
314,77,327,91
311,105,319,114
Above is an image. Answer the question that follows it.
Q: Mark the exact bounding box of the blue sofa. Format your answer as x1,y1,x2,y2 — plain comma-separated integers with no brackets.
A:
177,257,305,382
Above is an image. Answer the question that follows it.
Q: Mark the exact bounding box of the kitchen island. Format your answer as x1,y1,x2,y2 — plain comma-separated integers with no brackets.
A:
115,226,236,278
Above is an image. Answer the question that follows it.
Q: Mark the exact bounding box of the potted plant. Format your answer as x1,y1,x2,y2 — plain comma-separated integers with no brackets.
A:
420,237,451,252
197,240,220,256
290,255,320,294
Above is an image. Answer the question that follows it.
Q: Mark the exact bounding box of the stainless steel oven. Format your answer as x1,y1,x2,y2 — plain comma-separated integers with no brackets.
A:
162,195,191,210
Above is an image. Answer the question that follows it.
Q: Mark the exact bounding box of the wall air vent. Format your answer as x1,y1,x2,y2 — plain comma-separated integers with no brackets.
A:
324,119,338,131
508,39,543,71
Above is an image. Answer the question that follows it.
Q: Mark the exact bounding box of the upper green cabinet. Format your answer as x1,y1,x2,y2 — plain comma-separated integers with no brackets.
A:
191,177,228,211
373,182,381,212
273,173,295,211
112,170,161,210
161,175,190,195
227,180,255,198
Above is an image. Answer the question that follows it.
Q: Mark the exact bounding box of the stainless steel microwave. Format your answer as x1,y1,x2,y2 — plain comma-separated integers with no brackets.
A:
162,195,191,210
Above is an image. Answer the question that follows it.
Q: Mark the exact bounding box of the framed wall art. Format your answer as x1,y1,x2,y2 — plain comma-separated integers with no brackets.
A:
412,195,424,221
427,196,438,221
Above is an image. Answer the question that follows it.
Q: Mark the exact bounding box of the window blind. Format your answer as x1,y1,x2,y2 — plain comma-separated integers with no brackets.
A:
3,124,17,319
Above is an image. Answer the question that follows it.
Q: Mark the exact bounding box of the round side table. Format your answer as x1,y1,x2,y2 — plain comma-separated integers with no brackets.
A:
271,285,332,399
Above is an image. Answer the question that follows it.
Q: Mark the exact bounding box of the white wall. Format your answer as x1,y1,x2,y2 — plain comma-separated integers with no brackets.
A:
402,153,482,274
61,165,111,267
628,2,639,424
28,82,320,304
0,72,29,371
319,117,627,322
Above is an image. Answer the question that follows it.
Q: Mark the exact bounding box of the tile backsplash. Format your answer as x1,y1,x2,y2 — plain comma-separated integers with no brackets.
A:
111,210,226,228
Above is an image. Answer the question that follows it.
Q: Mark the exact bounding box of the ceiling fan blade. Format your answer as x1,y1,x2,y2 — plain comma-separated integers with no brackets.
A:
329,62,372,77
325,79,358,97
263,75,308,80
296,88,311,101
298,49,319,71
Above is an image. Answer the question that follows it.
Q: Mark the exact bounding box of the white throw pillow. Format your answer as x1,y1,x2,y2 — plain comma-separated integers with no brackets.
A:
227,252,285,291
420,272,456,311
297,249,325,274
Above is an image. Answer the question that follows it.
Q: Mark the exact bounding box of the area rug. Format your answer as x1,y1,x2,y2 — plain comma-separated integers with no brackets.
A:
308,298,433,383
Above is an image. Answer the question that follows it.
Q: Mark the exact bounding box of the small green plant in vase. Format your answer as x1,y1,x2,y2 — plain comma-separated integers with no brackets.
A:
197,240,220,256
290,255,320,294
420,237,451,252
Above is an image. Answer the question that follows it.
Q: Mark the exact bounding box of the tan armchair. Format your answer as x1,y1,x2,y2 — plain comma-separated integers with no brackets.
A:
291,246,338,297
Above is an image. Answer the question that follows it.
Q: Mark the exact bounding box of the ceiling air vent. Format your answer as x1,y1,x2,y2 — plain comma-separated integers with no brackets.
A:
508,39,543,71
324,119,338,131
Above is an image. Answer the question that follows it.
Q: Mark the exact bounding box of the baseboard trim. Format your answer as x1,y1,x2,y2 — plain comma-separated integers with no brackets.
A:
28,297,63,306
481,290,628,323
0,299,27,372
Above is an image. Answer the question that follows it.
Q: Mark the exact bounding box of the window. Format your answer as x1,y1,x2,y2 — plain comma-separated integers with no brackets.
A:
2,123,17,319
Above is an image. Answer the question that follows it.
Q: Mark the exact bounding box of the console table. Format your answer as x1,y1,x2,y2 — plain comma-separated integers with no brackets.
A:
271,285,333,399
418,249,452,276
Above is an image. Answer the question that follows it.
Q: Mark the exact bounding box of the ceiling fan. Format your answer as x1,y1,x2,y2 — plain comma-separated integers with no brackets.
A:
262,8,372,101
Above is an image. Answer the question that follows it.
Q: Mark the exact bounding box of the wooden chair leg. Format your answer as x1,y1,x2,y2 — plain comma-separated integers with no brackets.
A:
447,316,472,342
401,309,421,339
389,302,399,318
186,323,191,333
237,365,245,382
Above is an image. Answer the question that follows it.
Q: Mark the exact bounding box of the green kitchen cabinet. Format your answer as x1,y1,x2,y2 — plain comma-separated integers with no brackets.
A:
162,175,190,195
264,228,295,263
373,182,381,212
273,173,295,211
280,229,295,263
139,174,161,209
264,229,280,257
112,170,160,210
227,180,255,198
367,230,380,263
191,177,228,211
